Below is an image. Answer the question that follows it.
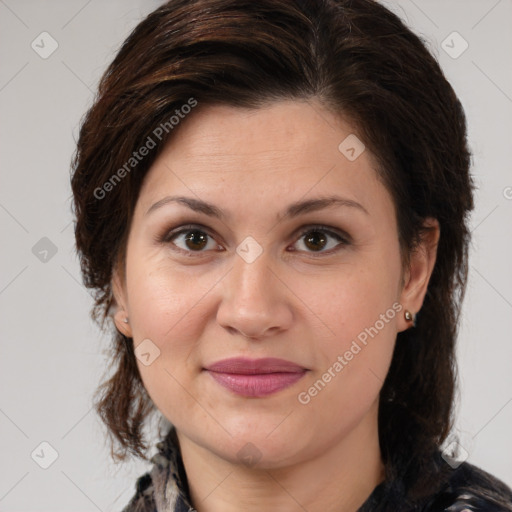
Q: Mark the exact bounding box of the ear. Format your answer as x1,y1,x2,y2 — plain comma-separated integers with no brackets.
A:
397,217,440,332
111,266,133,338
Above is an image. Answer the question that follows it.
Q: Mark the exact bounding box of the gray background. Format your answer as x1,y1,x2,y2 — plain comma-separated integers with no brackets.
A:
0,0,511,510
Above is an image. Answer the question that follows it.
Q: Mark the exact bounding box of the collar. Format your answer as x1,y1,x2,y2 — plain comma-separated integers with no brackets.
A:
149,426,390,511
150,426,196,512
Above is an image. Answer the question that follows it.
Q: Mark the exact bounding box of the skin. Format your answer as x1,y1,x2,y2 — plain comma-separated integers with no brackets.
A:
113,100,439,512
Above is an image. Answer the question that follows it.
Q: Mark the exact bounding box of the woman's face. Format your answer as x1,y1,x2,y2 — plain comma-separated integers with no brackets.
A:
113,100,436,468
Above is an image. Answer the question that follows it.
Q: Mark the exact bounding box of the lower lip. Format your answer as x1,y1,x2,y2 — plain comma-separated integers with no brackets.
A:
205,370,307,397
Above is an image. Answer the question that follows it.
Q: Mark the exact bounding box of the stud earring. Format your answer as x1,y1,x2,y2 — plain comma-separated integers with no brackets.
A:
404,310,416,327
123,317,129,324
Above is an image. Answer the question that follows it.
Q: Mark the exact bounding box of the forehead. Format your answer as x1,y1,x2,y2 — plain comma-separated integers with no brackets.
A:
154,100,358,168
135,100,393,221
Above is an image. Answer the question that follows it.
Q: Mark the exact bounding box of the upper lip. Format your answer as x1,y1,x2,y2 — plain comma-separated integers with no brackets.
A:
204,357,307,374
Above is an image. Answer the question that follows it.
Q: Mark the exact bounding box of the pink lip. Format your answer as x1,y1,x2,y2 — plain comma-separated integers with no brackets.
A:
205,357,307,374
204,357,308,397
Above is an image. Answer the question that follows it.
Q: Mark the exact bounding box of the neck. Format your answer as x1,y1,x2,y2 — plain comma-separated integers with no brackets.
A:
176,400,385,512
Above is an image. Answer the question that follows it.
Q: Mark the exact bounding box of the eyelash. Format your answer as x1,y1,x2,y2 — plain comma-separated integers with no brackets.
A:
157,223,351,257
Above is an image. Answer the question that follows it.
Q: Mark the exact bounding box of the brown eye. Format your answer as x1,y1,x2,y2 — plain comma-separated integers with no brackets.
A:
291,226,349,254
184,231,208,250
166,228,219,252
304,231,328,251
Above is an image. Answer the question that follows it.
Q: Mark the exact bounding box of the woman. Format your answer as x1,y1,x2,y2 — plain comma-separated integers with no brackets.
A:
70,0,512,510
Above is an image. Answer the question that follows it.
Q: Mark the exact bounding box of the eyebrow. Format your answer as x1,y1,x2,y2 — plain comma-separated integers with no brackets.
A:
145,195,369,219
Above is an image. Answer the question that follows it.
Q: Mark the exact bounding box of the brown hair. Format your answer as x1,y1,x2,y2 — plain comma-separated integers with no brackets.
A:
70,0,474,498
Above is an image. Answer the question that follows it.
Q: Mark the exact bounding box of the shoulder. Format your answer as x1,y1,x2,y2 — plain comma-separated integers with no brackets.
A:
423,460,512,511
360,457,512,512
121,470,157,512
121,449,192,512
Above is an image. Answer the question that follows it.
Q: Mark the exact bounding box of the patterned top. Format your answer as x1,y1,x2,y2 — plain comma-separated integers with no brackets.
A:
121,427,512,512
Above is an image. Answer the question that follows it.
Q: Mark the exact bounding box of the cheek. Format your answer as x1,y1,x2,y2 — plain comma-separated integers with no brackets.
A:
124,257,217,421
292,255,401,346
125,247,215,341
292,252,400,416
298,293,398,433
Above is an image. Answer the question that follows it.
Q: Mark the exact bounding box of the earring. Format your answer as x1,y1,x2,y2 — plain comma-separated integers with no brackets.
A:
123,317,129,324
404,310,416,327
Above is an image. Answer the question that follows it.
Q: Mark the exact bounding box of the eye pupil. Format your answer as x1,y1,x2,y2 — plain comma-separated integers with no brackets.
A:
304,231,327,251
185,231,208,250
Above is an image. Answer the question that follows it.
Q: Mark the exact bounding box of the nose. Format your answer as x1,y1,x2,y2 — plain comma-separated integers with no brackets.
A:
216,250,293,340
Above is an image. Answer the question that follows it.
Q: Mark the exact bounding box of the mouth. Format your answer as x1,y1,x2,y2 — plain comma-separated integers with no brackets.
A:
203,357,308,397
